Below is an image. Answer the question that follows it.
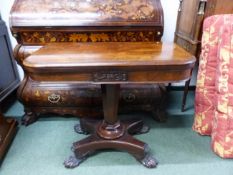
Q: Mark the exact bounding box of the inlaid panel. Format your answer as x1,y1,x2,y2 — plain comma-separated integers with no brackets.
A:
10,0,163,27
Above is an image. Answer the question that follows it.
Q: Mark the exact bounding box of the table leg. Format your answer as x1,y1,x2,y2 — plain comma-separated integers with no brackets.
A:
181,79,191,112
64,84,158,168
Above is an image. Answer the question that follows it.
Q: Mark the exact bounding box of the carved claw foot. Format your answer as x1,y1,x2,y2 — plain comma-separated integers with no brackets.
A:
64,155,86,168
135,124,150,135
151,108,167,123
139,154,158,168
21,112,38,126
74,124,89,135
136,144,158,168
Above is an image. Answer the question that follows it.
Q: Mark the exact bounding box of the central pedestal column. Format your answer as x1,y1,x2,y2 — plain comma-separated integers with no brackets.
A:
64,84,158,168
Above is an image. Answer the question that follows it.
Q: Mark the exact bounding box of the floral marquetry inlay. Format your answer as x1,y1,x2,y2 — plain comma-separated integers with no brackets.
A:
20,31,157,44
12,0,160,23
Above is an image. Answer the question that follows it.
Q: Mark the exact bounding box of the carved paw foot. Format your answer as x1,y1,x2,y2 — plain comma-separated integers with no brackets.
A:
152,109,167,123
140,154,158,168
74,124,89,135
135,124,150,135
21,112,38,126
64,156,85,168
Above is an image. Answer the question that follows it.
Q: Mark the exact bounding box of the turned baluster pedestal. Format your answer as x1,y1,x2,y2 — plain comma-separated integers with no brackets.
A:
64,84,156,168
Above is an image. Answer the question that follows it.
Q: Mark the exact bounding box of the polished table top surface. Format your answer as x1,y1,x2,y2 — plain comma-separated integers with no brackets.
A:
23,42,196,84
24,42,195,68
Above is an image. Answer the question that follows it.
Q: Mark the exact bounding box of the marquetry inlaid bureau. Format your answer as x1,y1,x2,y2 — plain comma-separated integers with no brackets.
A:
10,0,165,125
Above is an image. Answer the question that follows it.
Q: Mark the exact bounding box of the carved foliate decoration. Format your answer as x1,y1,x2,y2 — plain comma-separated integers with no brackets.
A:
93,71,128,82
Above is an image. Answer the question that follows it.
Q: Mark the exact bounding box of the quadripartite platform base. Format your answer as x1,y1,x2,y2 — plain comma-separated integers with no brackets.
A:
64,118,158,168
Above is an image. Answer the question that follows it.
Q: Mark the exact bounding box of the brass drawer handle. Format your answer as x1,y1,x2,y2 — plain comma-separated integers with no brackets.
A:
48,93,61,104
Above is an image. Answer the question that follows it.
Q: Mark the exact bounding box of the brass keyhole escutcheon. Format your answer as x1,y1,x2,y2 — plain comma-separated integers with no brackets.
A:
123,93,136,102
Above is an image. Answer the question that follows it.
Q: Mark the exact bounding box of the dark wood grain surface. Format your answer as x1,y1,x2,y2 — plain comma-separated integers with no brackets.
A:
23,42,195,84
10,0,163,27
24,42,195,69
10,0,164,45
49,42,196,168
10,0,165,126
0,113,18,164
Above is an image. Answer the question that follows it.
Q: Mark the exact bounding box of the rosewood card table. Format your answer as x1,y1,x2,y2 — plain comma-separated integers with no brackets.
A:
23,42,195,168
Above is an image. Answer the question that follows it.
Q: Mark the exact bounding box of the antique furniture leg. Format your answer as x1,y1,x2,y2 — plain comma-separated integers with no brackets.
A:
151,84,167,122
181,68,193,112
152,108,167,122
181,79,191,112
65,84,158,168
74,118,98,135
168,80,190,112
21,109,39,126
0,112,18,164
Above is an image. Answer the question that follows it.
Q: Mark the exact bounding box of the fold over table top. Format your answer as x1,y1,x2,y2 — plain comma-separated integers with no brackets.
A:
24,42,195,67
23,42,196,84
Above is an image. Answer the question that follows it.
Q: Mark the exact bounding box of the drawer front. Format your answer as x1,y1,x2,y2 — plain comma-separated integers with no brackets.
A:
19,80,164,107
29,84,102,107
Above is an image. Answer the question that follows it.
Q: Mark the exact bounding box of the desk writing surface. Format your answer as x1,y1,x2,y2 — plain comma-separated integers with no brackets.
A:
24,42,195,68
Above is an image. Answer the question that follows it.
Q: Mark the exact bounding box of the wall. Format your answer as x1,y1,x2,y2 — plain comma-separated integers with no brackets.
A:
161,0,180,42
0,0,23,78
0,0,180,79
